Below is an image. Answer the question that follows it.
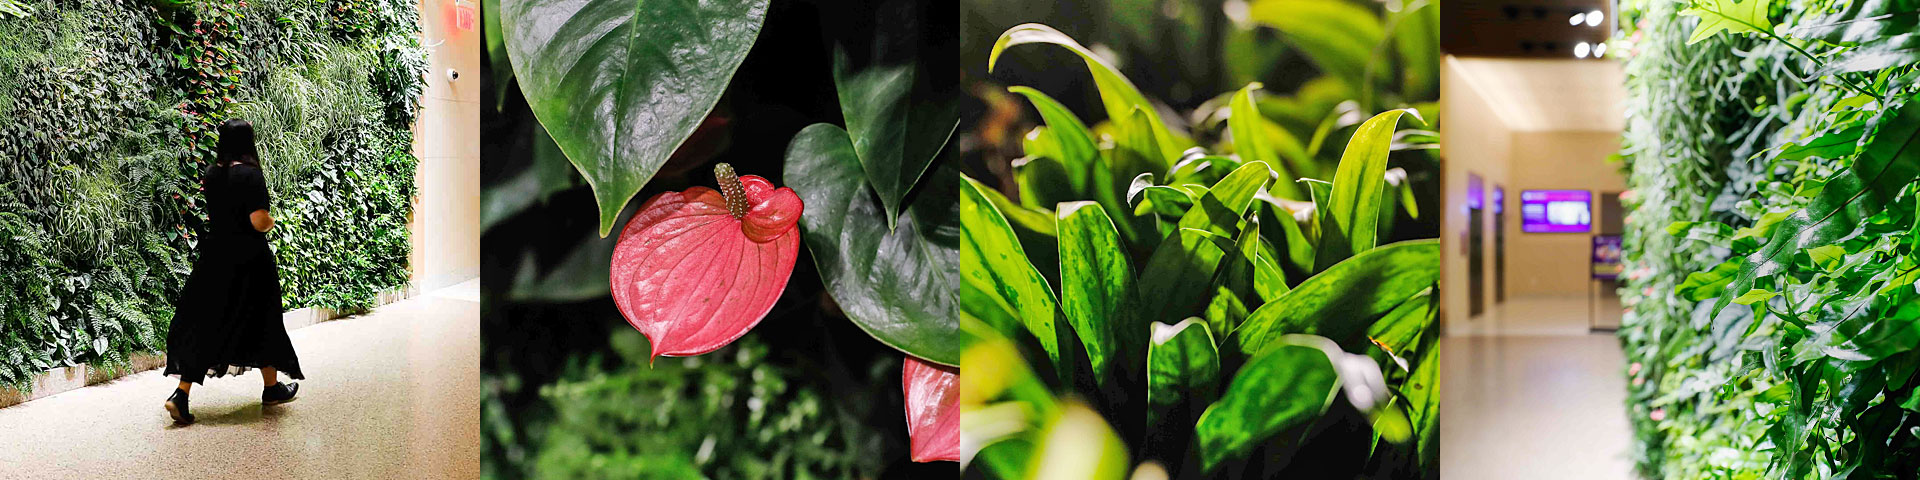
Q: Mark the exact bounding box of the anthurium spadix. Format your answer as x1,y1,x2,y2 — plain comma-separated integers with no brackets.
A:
611,163,803,359
904,355,959,462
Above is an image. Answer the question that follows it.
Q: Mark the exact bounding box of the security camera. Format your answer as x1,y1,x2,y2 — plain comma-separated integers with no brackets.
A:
446,68,460,82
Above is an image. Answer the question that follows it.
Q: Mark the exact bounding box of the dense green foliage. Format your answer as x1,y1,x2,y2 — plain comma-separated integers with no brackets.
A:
0,0,424,391
1616,0,1920,476
514,329,886,479
960,22,1439,478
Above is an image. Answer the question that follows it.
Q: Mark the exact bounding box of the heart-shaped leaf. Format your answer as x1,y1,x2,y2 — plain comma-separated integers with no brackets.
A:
904,355,960,463
609,164,802,359
830,0,959,228
785,124,961,365
502,0,769,236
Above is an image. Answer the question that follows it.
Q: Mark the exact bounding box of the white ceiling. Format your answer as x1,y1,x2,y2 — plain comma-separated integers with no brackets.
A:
1445,56,1625,132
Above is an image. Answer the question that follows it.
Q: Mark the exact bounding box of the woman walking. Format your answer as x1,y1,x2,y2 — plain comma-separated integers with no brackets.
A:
161,119,302,425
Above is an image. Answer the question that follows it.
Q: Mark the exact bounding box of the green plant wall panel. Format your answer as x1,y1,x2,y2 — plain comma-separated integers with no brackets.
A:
0,0,426,391
1615,0,1920,476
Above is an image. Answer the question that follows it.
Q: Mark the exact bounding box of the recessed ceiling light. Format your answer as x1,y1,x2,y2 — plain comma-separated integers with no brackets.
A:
1575,42,1591,58
1570,12,1585,25
1587,10,1604,26
1594,43,1607,57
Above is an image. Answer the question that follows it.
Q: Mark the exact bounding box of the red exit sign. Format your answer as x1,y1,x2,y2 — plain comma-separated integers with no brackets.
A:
455,0,476,32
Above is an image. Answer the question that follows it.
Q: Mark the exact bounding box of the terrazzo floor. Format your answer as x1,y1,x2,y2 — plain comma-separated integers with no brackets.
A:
0,279,480,479
1441,296,1637,480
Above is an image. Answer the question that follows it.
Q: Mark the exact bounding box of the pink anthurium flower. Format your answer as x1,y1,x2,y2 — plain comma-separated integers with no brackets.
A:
904,356,959,463
611,163,803,359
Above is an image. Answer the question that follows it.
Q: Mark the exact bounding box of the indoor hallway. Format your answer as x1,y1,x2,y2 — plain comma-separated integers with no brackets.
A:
0,280,480,479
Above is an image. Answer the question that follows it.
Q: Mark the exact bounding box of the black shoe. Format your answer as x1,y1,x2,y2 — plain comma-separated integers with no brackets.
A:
263,382,299,405
165,389,194,425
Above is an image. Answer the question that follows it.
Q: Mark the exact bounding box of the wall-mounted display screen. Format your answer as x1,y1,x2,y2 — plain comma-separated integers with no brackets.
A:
1520,190,1592,233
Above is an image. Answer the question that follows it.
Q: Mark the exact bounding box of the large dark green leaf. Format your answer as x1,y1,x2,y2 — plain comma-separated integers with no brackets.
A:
1193,340,1340,472
1232,239,1439,357
1056,201,1142,393
962,174,1064,369
1710,101,1920,318
501,0,768,236
1135,162,1274,324
989,23,1184,164
829,0,959,227
785,124,959,365
1314,109,1413,272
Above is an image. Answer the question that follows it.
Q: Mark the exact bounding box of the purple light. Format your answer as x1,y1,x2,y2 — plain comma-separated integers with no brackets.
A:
1520,190,1592,233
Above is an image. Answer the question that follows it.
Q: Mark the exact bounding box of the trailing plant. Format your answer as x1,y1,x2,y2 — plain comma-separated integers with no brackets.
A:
960,25,1438,478
0,0,424,390
1616,0,1920,476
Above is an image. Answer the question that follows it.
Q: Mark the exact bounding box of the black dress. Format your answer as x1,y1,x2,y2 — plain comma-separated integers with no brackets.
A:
162,163,304,384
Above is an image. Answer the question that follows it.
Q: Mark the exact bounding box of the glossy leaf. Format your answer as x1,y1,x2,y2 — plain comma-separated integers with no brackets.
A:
1710,101,1920,318
1314,109,1414,272
905,355,961,463
1145,318,1220,432
785,124,960,365
1193,341,1340,472
1009,86,1100,172
1136,162,1274,324
610,165,801,359
989,23,1184,164
1232,239,1440,358
1229,83,1303,200
961,174,1064,369
502,0,769,236
1056,202,1142,393
830,0,959,227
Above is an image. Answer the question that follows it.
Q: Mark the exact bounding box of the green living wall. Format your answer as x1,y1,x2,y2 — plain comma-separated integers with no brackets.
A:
0,0,426,391
1615,0,1920,476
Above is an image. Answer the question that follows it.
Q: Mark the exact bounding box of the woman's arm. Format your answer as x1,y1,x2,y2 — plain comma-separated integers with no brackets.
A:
251,209,274,232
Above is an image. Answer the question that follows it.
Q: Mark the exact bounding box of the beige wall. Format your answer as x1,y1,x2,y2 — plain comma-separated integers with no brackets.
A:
1440,59,1512,335
1441,57,1625,335
409,0,481,291
1503,131,1624,297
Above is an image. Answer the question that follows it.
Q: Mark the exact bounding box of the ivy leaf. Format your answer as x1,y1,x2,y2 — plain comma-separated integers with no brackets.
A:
785,124,961,366
1679,0,1775,45
1710,100,1920,318
502,0,769,236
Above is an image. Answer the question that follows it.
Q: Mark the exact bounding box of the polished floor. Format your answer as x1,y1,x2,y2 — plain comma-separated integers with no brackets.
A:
0,279,480,479
1441,296,1636,480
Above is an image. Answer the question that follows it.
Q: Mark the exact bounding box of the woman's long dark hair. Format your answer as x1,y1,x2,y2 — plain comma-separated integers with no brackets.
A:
216,119,259,167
